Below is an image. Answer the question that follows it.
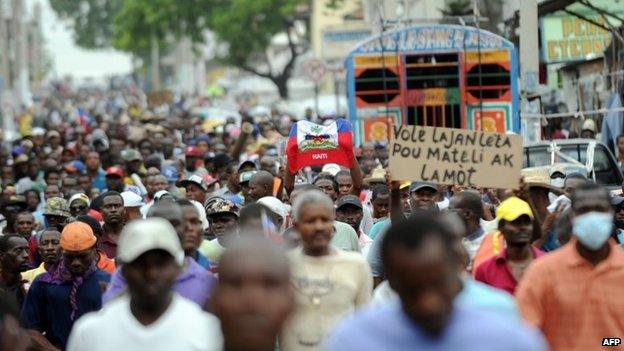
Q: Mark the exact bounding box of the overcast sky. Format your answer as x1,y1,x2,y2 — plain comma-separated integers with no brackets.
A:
27,0,133,81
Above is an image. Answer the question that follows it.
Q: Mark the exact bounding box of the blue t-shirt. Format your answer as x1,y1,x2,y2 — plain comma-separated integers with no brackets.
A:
456,278,519,321
21,270,110,349
368,218,390,240
325,301,546,351
91,169,107,192
193,251,211,270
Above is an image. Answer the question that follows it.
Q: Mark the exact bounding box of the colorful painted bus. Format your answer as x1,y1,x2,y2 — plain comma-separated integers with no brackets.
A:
345,24,519,145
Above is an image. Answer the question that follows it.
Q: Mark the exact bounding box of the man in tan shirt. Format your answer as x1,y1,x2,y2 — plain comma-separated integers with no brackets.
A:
516,183,624,351
283,190,371,351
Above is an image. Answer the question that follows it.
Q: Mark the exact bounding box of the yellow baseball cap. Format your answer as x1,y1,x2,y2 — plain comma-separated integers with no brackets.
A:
495,196,534,221
399,181,411,190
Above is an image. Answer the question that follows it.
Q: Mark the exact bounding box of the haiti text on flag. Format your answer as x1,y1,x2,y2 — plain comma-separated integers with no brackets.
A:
286,119,354,173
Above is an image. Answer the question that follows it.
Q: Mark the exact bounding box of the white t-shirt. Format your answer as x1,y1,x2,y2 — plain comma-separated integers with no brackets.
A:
66,294,223,351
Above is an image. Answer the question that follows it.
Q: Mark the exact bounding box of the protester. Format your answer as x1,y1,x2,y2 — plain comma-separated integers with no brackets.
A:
611,195,624,243
282,190,371,350
563,172,587,198
14,211,36,239
85,152,106,191
0,235,30,307
183,146,208,178
99,191,125,258
516,183,624,351
21,228,61,283
474,196,545,294
43,184,61,201
22,222,110,349
372,211,521,321
121,191,145,221
176,199,211,269
249,170,275,202
367,181,438,241
199,197,240,268
68,193,90,217
257,196,289,232
213,238,294,351
448,191,485,271
472,196,543,273
0,195,27,235
75,215,116,274
370,184,390,222
103,202,216,307
335,195,372,256
60,177,82,199
42,197,70,231
175,174,209,205
238,170,257,205
326,213,546,351
0,290,33,351
66,218,222,351
104,167,126,193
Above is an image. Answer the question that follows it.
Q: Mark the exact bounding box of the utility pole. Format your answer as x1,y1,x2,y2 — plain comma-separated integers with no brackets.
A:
0,0,10,91
12,0,31,108
0,0,8,137
31,2,42,90
150,31,161,91
519,0,540,142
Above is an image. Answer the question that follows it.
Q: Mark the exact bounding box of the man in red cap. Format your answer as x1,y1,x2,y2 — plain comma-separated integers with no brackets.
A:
22,221,110,350
184,146,208,178
104,167,125,193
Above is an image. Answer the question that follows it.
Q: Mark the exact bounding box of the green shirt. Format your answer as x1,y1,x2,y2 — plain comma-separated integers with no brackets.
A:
331,221,360,252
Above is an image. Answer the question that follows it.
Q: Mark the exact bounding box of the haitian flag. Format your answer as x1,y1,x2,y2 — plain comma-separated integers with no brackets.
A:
77,108,93,134
286,118,354,174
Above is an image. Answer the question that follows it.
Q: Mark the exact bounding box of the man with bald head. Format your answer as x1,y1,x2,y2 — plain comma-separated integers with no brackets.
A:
448,191,485,270
249,171,275,202
213,237,295,351
102,202,216,307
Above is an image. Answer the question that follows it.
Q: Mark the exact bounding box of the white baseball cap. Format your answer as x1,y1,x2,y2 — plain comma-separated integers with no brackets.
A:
321,163,341,176
121,191,145,208
257,196,288,219
117,218,184,266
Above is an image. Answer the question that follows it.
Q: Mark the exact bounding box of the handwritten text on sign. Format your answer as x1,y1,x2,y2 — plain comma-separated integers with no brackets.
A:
389,125,523,189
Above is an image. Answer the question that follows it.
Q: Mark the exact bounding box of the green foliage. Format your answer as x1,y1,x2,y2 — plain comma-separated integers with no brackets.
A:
208,0,305,62
50,0,310,97
207,0,309,97
49,0,122,48
111,0,211,54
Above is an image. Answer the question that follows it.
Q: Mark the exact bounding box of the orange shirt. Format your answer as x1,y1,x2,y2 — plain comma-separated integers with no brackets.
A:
516,240,624,351
97,251,116,274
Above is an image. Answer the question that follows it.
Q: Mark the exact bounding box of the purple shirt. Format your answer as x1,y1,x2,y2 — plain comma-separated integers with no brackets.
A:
102,258,216,307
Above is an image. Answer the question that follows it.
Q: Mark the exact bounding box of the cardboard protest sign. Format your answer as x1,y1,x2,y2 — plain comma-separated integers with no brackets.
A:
389,125,523,189
286,119,354,173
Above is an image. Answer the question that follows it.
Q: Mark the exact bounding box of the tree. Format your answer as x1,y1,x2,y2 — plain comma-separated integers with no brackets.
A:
207,0,309,99
49,0,122,48
51,0,310,99
111,0,210,55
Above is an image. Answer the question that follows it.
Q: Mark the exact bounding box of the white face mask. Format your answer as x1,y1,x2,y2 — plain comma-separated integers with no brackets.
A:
573,212,613,250
550,178,565,188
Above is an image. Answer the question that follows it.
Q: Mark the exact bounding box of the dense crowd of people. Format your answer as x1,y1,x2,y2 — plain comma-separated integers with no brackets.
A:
0,84,622,351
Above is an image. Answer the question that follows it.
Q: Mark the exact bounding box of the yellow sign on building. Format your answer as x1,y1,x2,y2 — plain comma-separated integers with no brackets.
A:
541,15,614,63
